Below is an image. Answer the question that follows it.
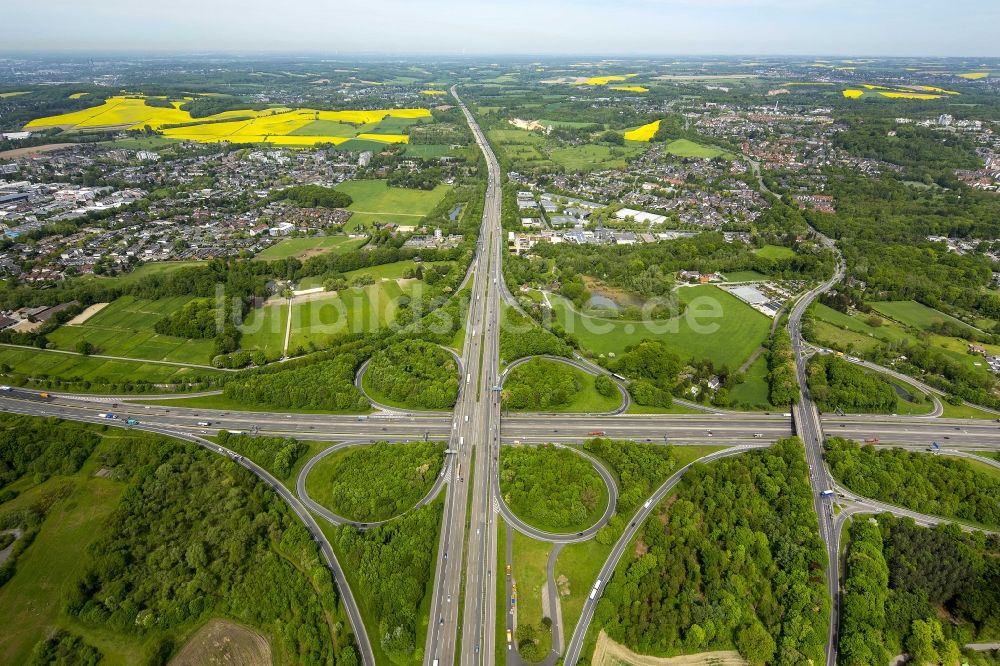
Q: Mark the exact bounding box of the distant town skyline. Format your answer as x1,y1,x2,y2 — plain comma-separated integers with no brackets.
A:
4,0,999,57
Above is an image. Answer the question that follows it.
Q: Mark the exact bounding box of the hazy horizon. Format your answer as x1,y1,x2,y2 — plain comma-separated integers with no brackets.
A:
4,0,999,58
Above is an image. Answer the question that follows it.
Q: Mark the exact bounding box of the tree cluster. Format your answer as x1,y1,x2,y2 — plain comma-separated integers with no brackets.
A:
609,340,681,407
595,438,828,665
152,298,219,340
825,438,1000,527
335,503,441,664
313,441,445,522
216,431,308,480
500,444,605,531
582,437,677,517
807,355,898,413
364,340,459,409
504,359,581,409
65,434,346,665
271,185,353,209
840,513,1000,665
224,353,369,412
498,308,573,363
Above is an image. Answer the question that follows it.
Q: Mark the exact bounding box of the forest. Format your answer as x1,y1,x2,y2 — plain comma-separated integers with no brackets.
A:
840,515,1000,666
364,339,459,409
499,444,606,532
825,438,1000,528
0,415,100,492
833,119,981,178
503,358,582,409
309,441,445,522
215,431,308,480
335,502,442,665
64,434,352,665
594,438,828,665
807,355,898,413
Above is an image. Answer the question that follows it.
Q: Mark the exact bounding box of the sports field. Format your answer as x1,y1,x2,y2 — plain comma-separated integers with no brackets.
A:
754,244,796,260
548,285,770,368
254,235,366,260
46,295,216,365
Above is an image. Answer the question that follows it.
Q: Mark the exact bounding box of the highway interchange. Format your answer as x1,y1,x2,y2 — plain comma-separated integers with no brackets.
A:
3,87,1000,666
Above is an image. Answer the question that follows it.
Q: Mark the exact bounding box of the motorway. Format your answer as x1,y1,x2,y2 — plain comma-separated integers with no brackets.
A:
423,83,504,666
6,95,1000,666
788,228,847,666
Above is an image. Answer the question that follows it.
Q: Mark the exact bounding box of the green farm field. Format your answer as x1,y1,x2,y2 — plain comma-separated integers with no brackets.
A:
254,235,366,260
754,244,796,260
0,345,221,386
334,179,451,229
46,296,216,365
664,138,737,159
870,299,981,335
549,285,770,369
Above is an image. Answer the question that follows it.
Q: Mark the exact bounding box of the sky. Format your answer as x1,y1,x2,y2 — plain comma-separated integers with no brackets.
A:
3,0,999,57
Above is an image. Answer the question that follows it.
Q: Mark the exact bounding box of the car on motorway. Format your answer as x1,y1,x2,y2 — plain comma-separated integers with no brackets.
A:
753,433,763,438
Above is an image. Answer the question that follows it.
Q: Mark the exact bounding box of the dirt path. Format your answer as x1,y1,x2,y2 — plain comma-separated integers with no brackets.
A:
66,302,109,325
592,631,747,666
0,143,76,158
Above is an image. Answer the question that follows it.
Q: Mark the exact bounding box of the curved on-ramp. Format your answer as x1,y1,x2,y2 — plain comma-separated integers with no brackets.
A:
354,345,465,415
499,354,630,416
496,442,619,544
296,439,451,529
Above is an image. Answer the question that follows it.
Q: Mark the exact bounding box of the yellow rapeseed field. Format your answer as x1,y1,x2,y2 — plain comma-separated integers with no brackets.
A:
580,74,637,86
958,72,989,80
911,85,960,95
610,85,649,93
420,90,447,96
356,133,409,144
624,120,660,142
24,95,431,148
68,92,89,100
879,91,943,100
842,89,865,99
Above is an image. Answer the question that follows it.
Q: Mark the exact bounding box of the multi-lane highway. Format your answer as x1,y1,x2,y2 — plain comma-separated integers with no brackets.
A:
423,83,505,666
788,228,846,666
7,91,1000,666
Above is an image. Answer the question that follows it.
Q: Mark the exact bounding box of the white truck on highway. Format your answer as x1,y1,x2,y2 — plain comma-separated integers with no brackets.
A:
589,579,602,600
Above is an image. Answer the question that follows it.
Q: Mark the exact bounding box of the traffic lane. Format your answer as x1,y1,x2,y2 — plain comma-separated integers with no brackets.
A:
828,423,1000,447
